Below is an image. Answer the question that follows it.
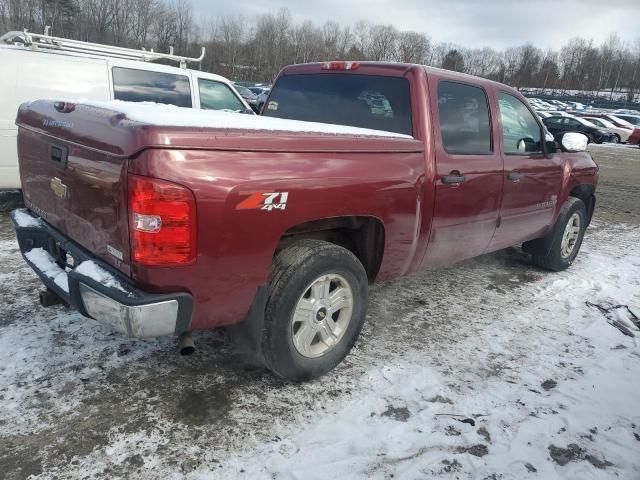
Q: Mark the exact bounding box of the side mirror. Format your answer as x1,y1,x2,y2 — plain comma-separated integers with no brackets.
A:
560,132,588,153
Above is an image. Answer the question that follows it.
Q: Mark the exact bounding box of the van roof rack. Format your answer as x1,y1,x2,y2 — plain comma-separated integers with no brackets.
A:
0,26,205,69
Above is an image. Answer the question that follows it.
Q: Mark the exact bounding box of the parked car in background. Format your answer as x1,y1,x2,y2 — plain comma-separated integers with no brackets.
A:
581,116,633,143
528,99,557,111
0,29,251,190
613,109,640,115
564,101,587,110
614,114,640,127
589,114,637,130
234,85,259,111
542,115,614,144
11,61,597,381
548,100,569,109
249,86,271,112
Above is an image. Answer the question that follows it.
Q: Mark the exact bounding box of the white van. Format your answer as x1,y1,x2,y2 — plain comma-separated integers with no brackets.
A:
0,30,252,189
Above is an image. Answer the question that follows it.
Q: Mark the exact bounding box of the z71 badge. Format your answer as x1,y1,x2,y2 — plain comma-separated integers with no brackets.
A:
236,192,289,211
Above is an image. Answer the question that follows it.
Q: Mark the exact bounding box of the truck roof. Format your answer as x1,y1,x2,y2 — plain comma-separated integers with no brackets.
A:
279,61,517,92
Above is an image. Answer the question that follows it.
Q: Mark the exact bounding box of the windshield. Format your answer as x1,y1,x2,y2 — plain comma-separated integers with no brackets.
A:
263,73,413,136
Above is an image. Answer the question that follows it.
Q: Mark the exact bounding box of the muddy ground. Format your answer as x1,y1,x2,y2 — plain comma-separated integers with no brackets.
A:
0,144,638,479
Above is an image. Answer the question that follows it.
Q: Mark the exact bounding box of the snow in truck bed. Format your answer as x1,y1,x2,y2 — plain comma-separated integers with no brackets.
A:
57,100,414,139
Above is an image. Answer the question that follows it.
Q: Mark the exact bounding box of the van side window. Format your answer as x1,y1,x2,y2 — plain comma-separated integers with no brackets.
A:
498,93,542,154
198,79,245,111
112,67,192,107
437,81,491,155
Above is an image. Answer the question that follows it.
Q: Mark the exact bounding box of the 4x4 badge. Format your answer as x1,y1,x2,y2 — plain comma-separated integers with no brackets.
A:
236,192,288,211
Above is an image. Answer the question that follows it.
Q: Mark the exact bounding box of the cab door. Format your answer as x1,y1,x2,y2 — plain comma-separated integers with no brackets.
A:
488,92,563,251
421,78,503,268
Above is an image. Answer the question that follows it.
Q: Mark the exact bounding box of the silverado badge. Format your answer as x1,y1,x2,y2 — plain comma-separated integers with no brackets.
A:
50,177,68,199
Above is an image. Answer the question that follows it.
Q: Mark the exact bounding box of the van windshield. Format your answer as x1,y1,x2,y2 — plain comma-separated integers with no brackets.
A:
262,73,412,136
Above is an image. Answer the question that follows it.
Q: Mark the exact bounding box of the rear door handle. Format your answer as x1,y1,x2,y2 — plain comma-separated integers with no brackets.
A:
441,173,465,184
507,171,525,182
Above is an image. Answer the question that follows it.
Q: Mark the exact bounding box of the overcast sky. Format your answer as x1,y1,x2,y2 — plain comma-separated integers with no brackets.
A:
190,0,639,50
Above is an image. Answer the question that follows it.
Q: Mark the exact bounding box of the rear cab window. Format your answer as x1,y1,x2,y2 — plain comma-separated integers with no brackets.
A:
112,67,192,107
437,81,492,154
262,73,412,136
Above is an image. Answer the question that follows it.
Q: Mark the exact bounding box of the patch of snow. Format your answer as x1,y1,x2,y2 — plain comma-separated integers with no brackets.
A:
74,260,128,294
64,99,413,139
12,208,43,228
24,247,68,292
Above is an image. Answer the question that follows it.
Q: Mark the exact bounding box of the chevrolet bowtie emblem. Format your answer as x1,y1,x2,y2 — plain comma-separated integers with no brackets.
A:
50,177,68,199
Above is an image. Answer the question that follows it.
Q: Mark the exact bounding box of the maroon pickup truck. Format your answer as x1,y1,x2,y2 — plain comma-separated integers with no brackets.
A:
11,62,598,381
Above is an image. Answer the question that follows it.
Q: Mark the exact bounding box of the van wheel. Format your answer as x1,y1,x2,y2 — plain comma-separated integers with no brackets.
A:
530,197,587,271
262,240,368,382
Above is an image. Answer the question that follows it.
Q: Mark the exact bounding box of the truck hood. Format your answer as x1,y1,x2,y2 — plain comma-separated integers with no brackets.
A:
16,100,423,158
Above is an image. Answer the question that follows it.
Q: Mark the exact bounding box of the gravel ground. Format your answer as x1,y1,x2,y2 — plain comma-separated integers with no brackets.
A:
0,145,638,479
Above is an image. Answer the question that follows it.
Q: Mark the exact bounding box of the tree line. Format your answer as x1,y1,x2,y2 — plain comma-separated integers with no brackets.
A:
1,0,639,102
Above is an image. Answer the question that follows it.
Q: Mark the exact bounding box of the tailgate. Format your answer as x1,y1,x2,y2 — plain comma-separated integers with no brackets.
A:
16,101,133,275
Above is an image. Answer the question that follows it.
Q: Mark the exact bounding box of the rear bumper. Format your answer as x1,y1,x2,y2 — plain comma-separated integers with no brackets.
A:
10,209,192,338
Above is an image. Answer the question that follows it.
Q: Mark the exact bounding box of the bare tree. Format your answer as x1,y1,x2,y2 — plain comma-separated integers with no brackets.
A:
397,31,429,64
368,24,397,61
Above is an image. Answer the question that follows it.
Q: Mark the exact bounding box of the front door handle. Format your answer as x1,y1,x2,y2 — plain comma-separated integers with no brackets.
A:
442,173,466,184
507,171,525,182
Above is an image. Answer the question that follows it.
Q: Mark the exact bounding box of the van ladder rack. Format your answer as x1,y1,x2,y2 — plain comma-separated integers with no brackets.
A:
0,27,205,69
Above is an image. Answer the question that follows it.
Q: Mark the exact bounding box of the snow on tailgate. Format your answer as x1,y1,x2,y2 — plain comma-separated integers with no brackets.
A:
72,100,414,139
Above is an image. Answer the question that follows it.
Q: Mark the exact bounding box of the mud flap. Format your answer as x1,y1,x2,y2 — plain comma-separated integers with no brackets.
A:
226,285,268,365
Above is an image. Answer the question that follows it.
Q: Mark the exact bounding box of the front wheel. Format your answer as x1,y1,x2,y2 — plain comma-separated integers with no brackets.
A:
530,197,587,271
262,240,368,382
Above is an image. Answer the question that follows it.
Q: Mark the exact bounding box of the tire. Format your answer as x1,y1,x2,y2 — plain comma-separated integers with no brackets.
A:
531,197,587,271
612,134,621,144
262,239,368,382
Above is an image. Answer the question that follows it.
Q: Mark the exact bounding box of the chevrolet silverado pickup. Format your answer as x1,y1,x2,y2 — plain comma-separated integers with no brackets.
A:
11,62,598,381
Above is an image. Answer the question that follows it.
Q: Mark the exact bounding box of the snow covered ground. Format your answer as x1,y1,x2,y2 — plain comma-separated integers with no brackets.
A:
1,147,639,479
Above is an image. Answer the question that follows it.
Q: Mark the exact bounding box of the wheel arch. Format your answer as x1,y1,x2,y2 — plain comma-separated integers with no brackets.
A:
274,216,386,283
568,183,596,226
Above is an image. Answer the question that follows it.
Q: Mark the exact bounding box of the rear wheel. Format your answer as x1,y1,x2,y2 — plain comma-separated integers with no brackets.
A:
262,240,368,382
612,134,621,143
530,197,587,271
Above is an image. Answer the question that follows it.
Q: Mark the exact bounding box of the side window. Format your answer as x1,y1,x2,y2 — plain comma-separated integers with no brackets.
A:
437,81,491,155
498,92,542,154
198,79,245,112
112,67,192,107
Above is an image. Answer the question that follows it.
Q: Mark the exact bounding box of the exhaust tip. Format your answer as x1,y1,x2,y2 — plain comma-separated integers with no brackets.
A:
178,332,195,356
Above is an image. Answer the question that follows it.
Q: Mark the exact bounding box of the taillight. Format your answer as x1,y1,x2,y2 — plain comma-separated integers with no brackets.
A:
128,174,197,266
321,61,360,71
